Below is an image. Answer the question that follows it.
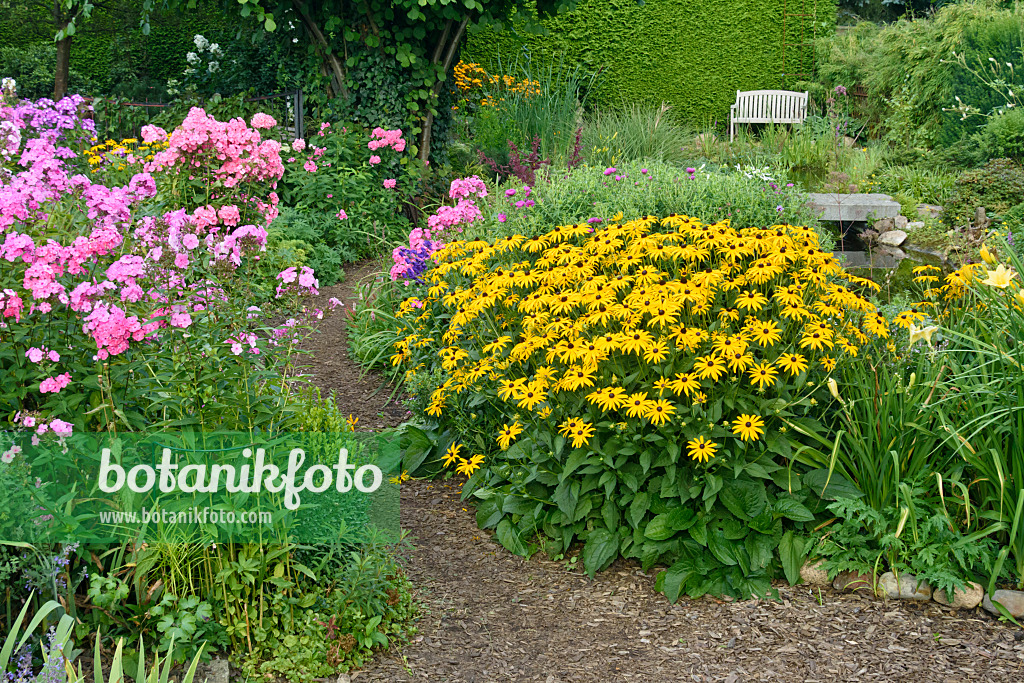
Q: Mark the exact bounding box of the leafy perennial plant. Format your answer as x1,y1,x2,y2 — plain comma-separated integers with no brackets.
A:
391,213,902,599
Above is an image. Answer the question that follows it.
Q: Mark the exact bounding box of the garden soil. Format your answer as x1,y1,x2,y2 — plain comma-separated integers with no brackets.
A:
302,260,1024,683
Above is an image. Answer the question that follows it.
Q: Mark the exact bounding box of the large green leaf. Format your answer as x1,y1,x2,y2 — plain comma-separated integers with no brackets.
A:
582,528,620,577
778,530,805,585
772,497,815,522
495,518,529,557
707,529,738,566
803,469,865,500
719,478,768,520
657,560,695,603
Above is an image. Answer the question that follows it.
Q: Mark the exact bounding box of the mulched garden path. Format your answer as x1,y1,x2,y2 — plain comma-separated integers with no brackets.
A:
306,260,1024,683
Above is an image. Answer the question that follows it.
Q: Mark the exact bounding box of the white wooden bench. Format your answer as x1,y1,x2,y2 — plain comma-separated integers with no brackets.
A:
729,90,808,141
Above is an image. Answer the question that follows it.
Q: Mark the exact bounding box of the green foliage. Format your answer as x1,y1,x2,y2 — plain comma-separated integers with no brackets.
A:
234,535,417,682
998,201,1024,259
872,164,958,207
580,104,694,168
346,263,407,371
466,0,837,126
806,3,1024,153
812,486,1001,599
980,108,1024,164
470,57,594,167
468,161,827,245
937,240,1024,589
944,158,1024,229
825,343,952,513
0,43,97,99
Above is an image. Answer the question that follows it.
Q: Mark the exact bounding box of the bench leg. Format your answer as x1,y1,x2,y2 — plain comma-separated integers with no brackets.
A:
730,119,734,142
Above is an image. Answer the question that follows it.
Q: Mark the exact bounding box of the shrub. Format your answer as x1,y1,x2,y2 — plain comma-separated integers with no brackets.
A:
998,201,1024,259
979,108,1024,164
944,158,1024,229
390,215,902,599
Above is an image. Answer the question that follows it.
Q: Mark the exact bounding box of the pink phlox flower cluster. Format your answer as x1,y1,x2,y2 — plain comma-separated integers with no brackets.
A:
426,199,482,234
225,331,260,355
275,266,319,298
368,127,406,152
83,303,152,358
1,443,21,463
39,372,71,394
448,176,488,200
141,125,168,144
146,108,284,188
250,113,277,129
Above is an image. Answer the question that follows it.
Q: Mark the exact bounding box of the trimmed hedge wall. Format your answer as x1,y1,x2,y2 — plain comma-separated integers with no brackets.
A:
464,0,837,125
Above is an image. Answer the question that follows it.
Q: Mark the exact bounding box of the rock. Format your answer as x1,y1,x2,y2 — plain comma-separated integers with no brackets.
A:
843,136,858,148
800,560,830,586
877,571,933,600
982,589,1024,617
807,193,902,223
876,245,906,259
894,215,908,230
974,206,991,230
934,582,984,609
906,220,925,231
878,230,908,247
833,570,873,593
873,218,895,232
196,657,229,683
917,203,944,219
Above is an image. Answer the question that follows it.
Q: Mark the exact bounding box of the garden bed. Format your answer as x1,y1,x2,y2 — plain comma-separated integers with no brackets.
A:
306,270,1024,682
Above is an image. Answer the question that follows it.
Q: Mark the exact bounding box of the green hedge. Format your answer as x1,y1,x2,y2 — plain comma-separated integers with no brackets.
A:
0,0,233,96
464,0,837,125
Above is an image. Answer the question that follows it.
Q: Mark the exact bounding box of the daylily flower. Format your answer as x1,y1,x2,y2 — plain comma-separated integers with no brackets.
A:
908,323,939,347
982,264,1016,289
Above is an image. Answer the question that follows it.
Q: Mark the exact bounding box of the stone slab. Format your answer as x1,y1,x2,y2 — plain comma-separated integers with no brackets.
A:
807,193,903,222
835,250,903,269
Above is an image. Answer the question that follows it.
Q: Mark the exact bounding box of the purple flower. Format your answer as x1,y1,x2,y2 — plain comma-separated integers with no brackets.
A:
641,168,648,174
776,205,784,212
505,188,516,197
603,167,616,176
686,167,696,174
497,213,507,222
587,217,603,224
514,200,525,208
525,199,535,208
834,85,848,96
786,183,794,187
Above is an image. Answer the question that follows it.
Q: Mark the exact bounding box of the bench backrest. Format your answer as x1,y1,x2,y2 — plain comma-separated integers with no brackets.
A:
733,90,808,123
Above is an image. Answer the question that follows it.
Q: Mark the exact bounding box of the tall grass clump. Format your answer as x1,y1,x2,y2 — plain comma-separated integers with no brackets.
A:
474,56,595,167
581,103,694,167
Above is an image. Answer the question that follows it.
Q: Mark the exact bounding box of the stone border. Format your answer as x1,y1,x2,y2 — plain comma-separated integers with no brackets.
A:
800,561,1024,618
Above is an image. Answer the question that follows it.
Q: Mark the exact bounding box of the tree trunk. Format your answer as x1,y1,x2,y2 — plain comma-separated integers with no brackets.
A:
54,32,72,100
418,17,468,165
292,0,348,101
